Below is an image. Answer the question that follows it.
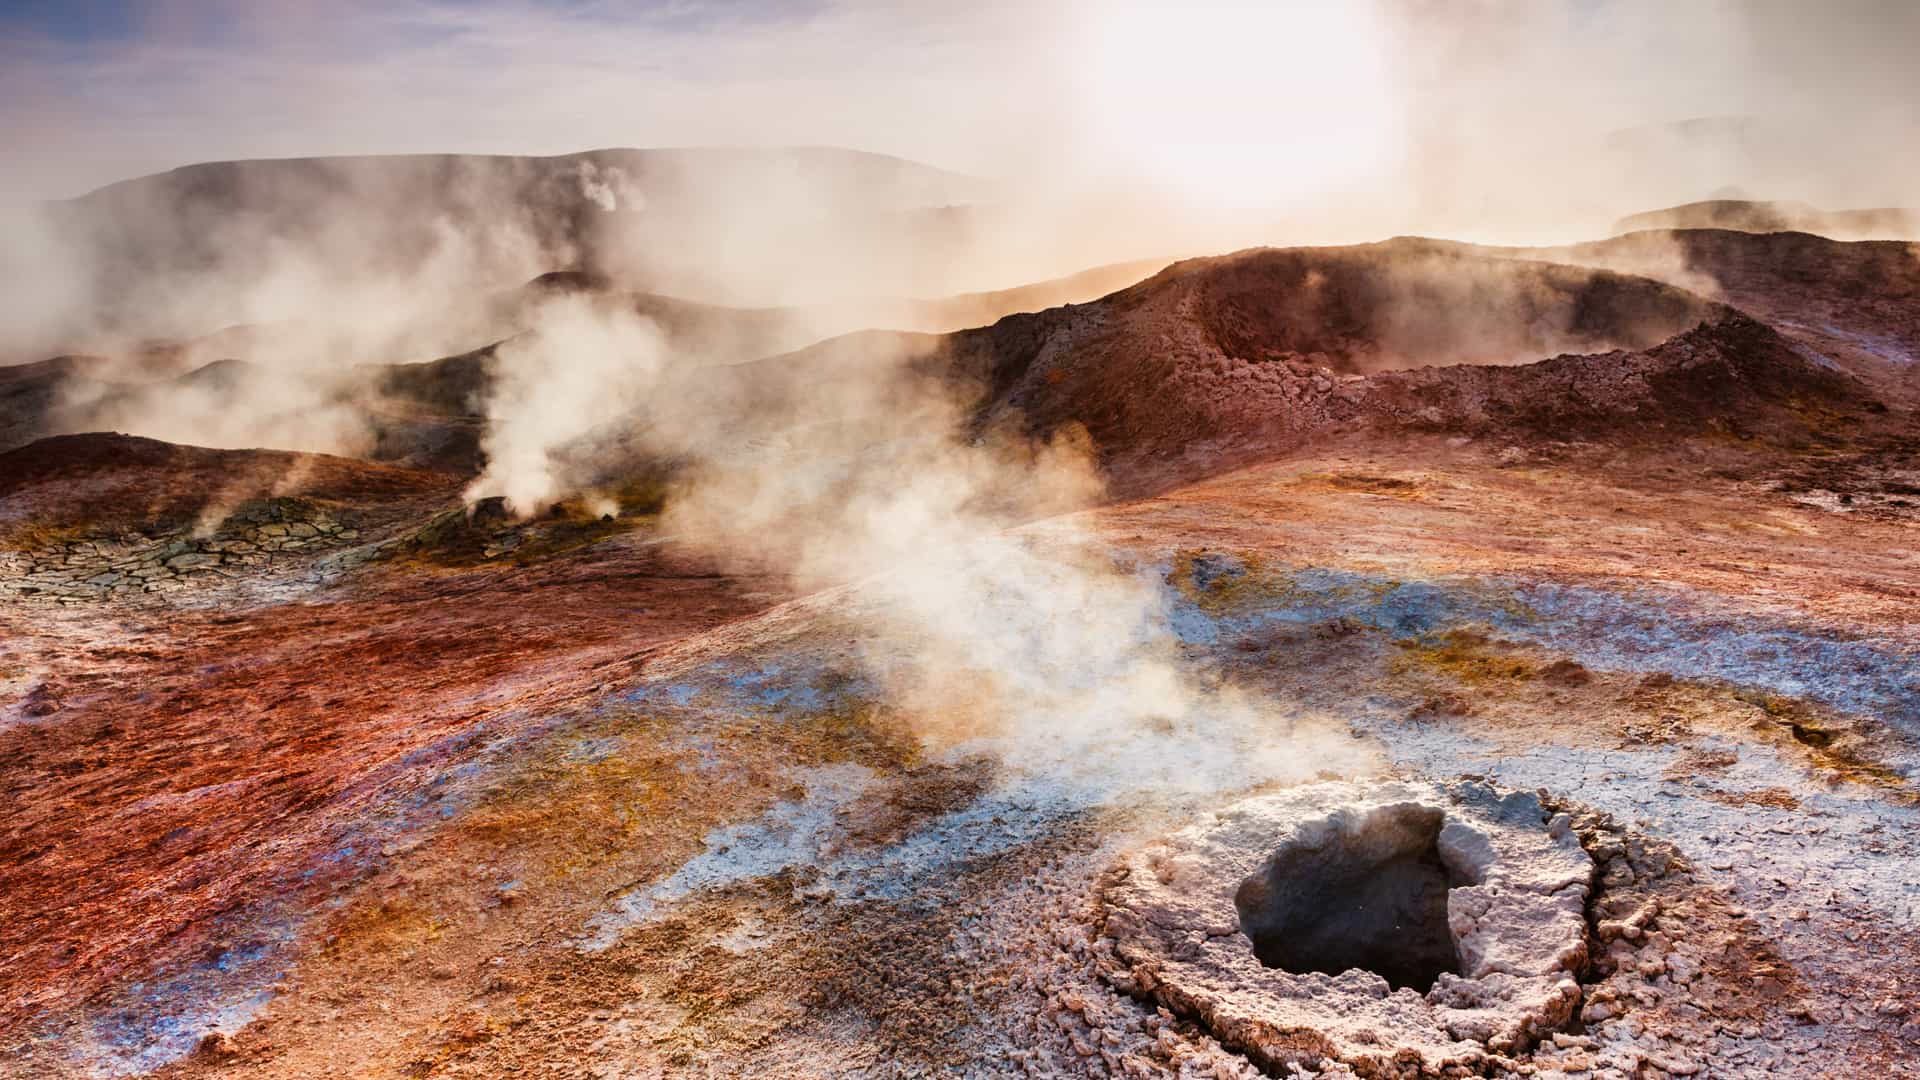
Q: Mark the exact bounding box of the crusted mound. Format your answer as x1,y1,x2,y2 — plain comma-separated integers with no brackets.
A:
1039,240,1721,378
1169,242,1714,374
939,240,1726,461
1097,780,1594,1077
930,243,1864,488
716,240,1875,495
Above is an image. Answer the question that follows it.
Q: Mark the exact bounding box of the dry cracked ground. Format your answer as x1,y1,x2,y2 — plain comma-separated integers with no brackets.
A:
4,206,1920,1080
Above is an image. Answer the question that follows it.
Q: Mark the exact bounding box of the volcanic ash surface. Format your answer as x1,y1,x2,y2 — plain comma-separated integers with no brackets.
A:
1096,780,1595,1077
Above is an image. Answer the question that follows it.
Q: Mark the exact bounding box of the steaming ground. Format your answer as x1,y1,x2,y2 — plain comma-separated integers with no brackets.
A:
4,209,1920,1077
7,435,1918,1079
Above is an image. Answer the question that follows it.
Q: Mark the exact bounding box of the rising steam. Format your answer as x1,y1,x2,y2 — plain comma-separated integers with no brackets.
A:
2,0,1914,793
464,294,667,515
471,287,1359,788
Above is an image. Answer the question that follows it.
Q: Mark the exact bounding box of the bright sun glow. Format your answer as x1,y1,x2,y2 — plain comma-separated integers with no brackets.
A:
1075,1,1402,210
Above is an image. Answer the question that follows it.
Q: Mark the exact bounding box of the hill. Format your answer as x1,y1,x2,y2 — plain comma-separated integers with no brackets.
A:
1531,229,1920,395
34,148,998,349
1614,200,1920,240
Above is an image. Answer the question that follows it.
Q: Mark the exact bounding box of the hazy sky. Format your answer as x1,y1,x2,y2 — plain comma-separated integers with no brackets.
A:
3,1,1917,207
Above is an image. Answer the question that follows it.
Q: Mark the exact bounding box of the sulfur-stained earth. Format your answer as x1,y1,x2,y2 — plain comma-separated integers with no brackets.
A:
4,230,1920,1079
2,428,1916,1078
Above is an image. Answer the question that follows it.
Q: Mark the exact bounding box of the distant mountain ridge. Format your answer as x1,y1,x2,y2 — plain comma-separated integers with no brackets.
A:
34,147,1004,349
63,146,992,214
1614,200,1920,240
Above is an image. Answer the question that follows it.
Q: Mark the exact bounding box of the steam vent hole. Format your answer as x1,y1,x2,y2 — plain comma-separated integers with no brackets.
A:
1234,803,1474,991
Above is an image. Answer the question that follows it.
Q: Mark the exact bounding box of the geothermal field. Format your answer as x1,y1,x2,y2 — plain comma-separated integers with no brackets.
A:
3,5,1920,1080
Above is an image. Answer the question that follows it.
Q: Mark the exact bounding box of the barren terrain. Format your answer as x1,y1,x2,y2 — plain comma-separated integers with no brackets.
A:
3,184,1919,1080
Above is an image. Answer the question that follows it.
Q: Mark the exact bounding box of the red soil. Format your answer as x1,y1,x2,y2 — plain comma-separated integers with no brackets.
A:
0,533,787,1039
